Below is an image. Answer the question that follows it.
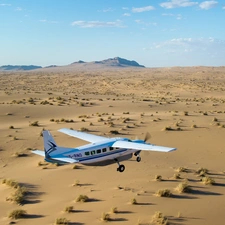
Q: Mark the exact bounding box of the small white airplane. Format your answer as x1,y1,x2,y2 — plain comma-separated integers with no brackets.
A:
32,128,176,172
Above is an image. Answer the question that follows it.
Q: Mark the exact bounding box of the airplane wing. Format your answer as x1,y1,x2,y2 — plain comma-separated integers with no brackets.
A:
58,128,110,143
112,141,176,152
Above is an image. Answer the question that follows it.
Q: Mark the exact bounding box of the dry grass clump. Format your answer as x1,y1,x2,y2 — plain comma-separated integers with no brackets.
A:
55,217,70,225
29,121,39,126
173,173,181,179
8,209,27,219
6,186,28,205
155,175,162,181
131,198,137,205
196,167,208,177
76,194,89,202
176,167,188,173
64,206,74,213
156,189,172,197
110,130,120,135
175,182,192,193
151,211,168,225
101,212,111,221
201,176,215,185
111,207,118,214
80,127,89,132
2,179,19,188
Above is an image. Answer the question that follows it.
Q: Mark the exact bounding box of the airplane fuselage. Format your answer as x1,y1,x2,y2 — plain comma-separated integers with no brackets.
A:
51,137,137,166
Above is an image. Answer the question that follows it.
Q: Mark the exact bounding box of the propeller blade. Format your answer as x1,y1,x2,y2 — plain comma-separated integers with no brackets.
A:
144,132,151,142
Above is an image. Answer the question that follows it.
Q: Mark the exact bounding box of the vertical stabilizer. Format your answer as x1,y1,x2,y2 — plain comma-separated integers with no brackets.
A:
43,130,57,158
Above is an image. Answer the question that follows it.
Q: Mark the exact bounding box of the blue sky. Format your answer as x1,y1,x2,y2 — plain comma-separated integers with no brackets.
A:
0,0,225,67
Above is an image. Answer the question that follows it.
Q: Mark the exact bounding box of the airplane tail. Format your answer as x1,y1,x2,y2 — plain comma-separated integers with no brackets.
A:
32,130,79,164
43,130,58,158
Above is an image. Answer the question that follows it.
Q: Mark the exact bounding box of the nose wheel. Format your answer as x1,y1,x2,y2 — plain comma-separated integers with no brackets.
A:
114,159,125,172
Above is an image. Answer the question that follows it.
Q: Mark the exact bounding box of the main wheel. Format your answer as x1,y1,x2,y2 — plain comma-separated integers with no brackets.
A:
136,156,141,162
117,164,125,172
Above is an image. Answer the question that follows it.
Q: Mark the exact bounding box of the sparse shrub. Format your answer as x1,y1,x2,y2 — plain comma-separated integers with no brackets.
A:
8,209,27,219
196,168,208,177
110,130,119,135
173,173,181,179
101,212,111,221
76,194,89,202
155,175,162,181
50,118,55,122
111,207,118,213
80,127,89,132
131,198,137,205
29,121,39,126
192,124,197,128
72,164,77,169
163,126,173,131
183,111,189,116
201,176,215,185
175,182,192,193
2,179,19,188
9,125,14,129
151,211,168,225
55,217,70,225
72,180,80,186
176,167,188,173
64,206,74,213
156,189,172,197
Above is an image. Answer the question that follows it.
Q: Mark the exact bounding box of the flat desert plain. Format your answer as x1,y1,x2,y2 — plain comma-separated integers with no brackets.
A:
0,67,225,225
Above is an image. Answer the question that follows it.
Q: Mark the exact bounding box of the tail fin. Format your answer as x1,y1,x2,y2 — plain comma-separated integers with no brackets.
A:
43,130,57,158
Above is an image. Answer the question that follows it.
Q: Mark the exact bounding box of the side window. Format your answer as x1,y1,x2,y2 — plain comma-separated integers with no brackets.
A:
91,150,95,155
110,147,114,151
102,148,107,152
97,149,101,154
85,152,90,156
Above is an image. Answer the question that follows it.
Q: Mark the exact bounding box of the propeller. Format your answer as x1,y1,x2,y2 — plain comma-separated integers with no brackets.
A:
144,132,151,143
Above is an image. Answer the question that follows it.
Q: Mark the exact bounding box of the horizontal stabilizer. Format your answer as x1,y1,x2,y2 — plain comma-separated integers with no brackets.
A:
58,128,110,143
32,150,45,157
50,157,79,164
112,141,176,152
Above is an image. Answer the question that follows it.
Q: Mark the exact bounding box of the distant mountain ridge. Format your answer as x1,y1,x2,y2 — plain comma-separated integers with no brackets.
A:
0,57,145,71
0,65,42,71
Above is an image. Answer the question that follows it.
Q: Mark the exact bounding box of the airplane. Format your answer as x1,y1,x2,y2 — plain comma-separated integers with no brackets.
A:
32,128,176,172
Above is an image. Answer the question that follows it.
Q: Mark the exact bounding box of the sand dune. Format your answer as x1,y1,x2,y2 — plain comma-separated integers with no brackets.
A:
1,67,225,225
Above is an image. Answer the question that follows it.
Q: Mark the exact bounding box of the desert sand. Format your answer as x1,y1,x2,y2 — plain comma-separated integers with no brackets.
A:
1,66,225,225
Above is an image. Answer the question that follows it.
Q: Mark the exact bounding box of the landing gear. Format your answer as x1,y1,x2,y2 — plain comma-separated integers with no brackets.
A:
117,164,125,172
136,156,141,162
134,151,141,162
114,159,125,172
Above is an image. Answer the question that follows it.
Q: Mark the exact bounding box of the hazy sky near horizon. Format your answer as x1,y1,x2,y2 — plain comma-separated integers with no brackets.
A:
1,0,225,67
